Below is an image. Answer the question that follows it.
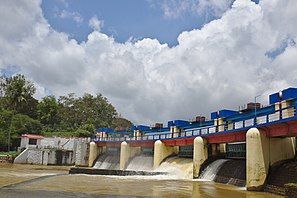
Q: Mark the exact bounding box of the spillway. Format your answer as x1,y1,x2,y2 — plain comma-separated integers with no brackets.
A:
93,153,120,170
199,159,228,181
126,154,153,171
199,159,246,187
155,156,193,179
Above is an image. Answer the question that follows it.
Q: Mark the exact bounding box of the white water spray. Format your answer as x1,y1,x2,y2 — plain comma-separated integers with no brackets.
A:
126,155,153,171
155,156,193,179
198,159,229,181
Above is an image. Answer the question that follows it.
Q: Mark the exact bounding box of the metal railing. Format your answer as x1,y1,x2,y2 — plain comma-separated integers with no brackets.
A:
93,104,297,142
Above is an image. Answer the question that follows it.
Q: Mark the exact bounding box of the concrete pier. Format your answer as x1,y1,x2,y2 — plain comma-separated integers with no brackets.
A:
88,142,106,167
120,141,141,170
246,128,295,191
153,140,178,169
246,128,269,190
88,142,99,167
193,137,208,178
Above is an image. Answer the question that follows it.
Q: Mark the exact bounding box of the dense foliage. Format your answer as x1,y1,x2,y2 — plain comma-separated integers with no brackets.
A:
0,74,132,151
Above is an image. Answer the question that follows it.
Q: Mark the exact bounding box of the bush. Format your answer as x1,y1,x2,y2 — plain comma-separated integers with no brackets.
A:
74,128,92,137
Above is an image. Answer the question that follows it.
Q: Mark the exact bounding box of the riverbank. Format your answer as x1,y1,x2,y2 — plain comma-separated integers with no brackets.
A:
0,163,69,188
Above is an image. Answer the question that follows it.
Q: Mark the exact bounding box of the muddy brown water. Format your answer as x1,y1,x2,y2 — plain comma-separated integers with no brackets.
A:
0,164,281,197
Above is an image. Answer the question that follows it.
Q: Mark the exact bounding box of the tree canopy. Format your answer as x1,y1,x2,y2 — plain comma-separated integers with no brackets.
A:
0,74,132,151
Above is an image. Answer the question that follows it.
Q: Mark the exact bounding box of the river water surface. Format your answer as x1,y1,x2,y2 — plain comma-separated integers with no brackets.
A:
0,164,281,197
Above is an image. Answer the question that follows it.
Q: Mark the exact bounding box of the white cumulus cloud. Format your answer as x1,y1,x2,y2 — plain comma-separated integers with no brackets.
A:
57,9,83,24
148,0,233,19
88,15,103,31
0,0,297,125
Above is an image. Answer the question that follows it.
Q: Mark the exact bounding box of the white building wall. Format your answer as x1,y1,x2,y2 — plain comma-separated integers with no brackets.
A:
16,137,90,165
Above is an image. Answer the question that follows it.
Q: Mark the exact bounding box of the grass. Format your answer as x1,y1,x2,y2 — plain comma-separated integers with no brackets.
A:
0,151,21,158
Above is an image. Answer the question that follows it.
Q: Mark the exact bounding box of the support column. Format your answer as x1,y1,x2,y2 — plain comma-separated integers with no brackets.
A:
193,137,208,178
153,140,178,169
173,126,180,138
218,118,225,132
219,143,226,154
246,128,269,191
120,141,141,170
88,142,99,167
281,100,294,118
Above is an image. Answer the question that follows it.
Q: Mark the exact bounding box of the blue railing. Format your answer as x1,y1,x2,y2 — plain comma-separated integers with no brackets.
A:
93,103,297,142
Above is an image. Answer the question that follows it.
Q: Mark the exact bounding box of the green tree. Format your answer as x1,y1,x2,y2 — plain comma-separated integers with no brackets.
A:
0,109,13,150
10,114,42,149
37,96,59,127
58,93,77,130
57,93,117,130
112,117,132,131
1,74,37,118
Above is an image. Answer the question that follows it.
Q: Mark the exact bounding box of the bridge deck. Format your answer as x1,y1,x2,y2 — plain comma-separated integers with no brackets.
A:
94,105,297,147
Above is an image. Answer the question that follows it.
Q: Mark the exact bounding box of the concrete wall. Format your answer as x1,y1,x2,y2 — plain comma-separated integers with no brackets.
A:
75,138,89,166
14,148,29,164
153,140,178,169
14,148,76,165
269,137,295,165
16,137,89,166
20,137,42,149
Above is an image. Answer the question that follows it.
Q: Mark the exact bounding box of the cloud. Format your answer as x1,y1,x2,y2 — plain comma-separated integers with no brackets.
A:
57,9,83,24
148,0,233,19
88,16,103,31
0,0,297,125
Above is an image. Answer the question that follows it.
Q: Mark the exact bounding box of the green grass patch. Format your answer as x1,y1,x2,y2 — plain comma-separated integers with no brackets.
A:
0,150,21,158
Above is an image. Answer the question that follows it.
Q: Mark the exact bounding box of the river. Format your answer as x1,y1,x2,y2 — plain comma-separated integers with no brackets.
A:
0,164,281,197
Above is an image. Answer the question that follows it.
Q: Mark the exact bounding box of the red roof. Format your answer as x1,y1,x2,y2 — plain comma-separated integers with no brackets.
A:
21,134,44,139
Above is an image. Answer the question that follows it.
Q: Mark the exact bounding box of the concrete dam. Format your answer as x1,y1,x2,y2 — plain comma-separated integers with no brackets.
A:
83,87,297,194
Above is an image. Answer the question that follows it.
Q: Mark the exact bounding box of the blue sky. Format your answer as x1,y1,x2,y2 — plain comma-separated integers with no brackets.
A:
41,0,237,46
6,0,295,125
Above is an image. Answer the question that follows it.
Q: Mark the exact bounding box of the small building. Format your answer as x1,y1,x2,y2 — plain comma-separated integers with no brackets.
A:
15,134,90,166
20,134,44,150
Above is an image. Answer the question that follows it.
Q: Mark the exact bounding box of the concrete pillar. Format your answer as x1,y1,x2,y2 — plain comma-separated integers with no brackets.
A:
120,141,129,170
246,128,270,191
120,141,141,170
42,150,49,165
227,122,234,130
211,144,218,155
247,128,296,191
153,140,178,169
88,142,99,167
173,126,180,138
193,137,208,178
218,118,225,132
219,143,226,154
275,100,294,120
281,100,294,118
133,130,141,138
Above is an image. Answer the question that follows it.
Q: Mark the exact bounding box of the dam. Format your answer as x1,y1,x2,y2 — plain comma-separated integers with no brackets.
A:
86,87,297,195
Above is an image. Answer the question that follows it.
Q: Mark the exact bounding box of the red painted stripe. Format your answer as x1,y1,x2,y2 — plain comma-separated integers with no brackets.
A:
129,141,154,147
206,131,246,144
